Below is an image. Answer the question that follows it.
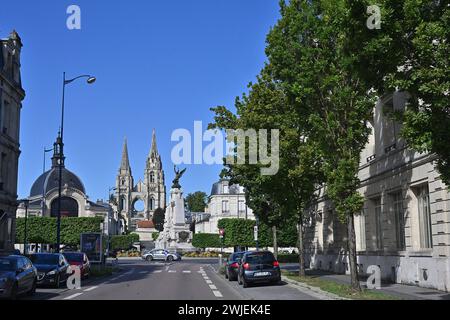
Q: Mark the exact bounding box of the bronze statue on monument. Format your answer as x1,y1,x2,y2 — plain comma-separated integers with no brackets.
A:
172,165,186,189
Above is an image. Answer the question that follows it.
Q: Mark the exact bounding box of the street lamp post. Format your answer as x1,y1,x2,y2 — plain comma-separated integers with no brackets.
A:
18,199,30,255
55,72,96,253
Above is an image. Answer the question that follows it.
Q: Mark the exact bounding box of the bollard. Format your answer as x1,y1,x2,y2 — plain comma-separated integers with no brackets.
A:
218,254,223,271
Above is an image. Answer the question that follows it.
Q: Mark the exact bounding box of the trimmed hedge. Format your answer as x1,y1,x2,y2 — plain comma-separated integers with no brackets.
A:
192,233,222,249
277,254,299,263
16,217,104,245
110,234,140,250
217,218,272,247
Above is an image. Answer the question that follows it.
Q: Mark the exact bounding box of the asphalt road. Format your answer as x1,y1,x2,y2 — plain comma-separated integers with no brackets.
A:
24,258,321,300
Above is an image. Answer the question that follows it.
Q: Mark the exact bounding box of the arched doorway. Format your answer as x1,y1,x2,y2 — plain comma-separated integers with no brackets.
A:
50,197,79,217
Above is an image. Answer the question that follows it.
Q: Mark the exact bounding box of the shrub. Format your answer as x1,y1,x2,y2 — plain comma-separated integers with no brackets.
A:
110,234,140,251
192,233,222,249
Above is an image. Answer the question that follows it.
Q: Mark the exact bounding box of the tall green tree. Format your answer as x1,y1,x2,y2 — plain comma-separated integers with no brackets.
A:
185,191,208,212
152,207,165,232
210,64,322,276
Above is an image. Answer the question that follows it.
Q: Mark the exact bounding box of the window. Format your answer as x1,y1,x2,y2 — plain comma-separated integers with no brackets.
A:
373,198,383,250
222,200,229,213
417,185,433,249
238,200,245,213
392,192,406,250
50,197,79,218
150,172,155,183
149,198,155,211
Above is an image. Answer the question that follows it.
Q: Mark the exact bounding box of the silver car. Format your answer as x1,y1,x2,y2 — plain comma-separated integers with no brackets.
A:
142,249,181,262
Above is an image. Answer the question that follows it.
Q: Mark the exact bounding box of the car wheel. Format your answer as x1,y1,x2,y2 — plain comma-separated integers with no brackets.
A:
9,282,18,300
225,269,229,279
237,273,243,285
242,276,249,288
27,279,37,296
146,255,153,262
55,274,61,289
167,256,174,262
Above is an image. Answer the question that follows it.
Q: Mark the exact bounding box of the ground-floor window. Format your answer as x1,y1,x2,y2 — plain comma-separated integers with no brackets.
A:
417,185,433,249
391,191,406,250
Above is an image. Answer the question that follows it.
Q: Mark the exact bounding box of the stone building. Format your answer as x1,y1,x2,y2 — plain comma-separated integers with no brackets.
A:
114,129,166,232
194,179,254,234
305,92,450,292
0,31,26,255
16,134,119,242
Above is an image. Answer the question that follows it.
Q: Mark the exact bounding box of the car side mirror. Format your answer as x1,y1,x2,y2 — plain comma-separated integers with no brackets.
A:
16,268,24,275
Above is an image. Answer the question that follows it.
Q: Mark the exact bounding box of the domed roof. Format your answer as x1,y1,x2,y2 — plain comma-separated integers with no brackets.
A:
30,167,86,197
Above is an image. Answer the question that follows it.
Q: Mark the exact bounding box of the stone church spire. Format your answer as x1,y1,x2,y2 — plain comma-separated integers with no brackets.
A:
120,138,131,174
149,129,158,159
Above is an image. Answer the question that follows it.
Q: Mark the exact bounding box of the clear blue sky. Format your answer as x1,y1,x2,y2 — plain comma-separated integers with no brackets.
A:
1,0,281,202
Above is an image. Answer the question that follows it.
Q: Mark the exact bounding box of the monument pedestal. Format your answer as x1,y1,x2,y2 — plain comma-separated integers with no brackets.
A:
156,188,194,252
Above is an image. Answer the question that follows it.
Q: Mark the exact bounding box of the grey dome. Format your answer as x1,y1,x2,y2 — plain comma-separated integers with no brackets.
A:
30,167,85,197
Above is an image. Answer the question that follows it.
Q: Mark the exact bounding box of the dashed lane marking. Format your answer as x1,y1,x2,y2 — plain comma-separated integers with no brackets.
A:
182,270,191,273
63,293,83,300
152,270,163,273
168,270,177,273
213,290,223,298
209,285,217,290
83,286,98,292
206,279,213,284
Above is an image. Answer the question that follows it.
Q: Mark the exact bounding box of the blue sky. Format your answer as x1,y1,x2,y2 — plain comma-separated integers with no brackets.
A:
1,0,280,202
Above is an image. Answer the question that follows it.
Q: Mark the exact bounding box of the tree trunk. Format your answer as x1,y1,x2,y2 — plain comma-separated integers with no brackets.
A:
297,222,305,277
272,226,278,260
347,213,361,291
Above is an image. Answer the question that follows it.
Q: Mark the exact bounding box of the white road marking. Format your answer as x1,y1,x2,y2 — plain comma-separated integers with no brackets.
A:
209,285,217,290
83,286,98,292
152,270,163,273
63,293,84,300
168,270,177,273
139,271,147,274
206,279,213,284
182,270,191,273
213,290,223,298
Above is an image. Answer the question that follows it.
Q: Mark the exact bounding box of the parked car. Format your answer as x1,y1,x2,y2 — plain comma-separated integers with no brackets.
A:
142,249,181,262
225,252,244,281
237,251,281,288
29,253,70,288
0,255,37,299
63,252,90,279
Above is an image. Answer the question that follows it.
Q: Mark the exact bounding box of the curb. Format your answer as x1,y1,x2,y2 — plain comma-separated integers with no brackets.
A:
282,276,350,300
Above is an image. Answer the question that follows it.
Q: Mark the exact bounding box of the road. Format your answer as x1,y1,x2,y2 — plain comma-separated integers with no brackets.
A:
25,258,322,300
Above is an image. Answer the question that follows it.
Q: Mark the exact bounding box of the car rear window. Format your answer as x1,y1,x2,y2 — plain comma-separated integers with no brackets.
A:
30,254,59,265
230,253,243,261
64,253,83,262
245,253,275,264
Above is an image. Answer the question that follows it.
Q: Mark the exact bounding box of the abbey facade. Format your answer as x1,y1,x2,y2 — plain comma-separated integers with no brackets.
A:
115,129,166,232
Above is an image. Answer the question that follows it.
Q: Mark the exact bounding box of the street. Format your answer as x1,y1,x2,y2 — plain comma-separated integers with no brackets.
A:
25,258,321,300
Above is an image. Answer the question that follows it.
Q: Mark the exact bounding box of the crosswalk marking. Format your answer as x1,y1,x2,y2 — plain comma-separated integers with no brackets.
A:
152,270,163,273
182,270,191,273
168,270,177,273
209,285,217,290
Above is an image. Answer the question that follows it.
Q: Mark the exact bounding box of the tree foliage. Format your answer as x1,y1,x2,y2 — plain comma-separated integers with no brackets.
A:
185,191,208,212
152,207,165,232
110,234,140,251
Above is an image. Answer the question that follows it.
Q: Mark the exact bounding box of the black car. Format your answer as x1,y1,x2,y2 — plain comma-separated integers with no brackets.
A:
225,252,244,281
30,253,70,288
0,255,37,299
237,251,281,288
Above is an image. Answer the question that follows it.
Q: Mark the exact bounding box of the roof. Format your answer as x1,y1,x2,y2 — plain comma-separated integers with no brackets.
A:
137,220,155,229
210,180,241,196
30,167,86,197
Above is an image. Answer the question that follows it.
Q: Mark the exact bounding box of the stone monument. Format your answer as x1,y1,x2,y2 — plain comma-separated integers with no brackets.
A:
156,166,194,251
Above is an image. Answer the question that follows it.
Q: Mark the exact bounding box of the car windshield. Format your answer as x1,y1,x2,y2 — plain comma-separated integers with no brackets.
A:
230,253,243,261
30,254,59,265
245,253,275,264
0,258,16,271
64,253,83,262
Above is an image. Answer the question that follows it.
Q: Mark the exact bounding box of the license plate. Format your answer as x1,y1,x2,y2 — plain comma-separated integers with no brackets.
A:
254,272,270,277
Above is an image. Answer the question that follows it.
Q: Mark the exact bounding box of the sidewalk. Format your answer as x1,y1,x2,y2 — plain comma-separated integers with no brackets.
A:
281,264,450,300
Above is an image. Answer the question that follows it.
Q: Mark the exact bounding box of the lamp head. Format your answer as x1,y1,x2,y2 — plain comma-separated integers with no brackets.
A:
87,76,96,84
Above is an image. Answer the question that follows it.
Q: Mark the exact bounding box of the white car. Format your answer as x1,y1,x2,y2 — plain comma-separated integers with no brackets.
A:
142,249,181,262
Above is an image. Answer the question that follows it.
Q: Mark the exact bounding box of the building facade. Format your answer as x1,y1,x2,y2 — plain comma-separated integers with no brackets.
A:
0,31,26,255
16,134,119,244
114,129,166,232
194,179,254,234
305,92,450,292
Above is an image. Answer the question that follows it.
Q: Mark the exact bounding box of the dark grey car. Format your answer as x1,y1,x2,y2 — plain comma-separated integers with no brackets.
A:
0,255,37,299
30,253,70,288
237,251,281,288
